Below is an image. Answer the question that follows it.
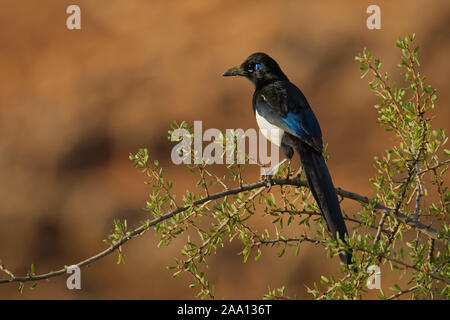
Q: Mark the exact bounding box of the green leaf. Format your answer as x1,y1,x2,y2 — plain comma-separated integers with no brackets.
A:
18,282,24,294
374,59,382,69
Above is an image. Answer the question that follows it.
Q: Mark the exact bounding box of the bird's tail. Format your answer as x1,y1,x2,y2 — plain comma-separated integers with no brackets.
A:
294,141,353,265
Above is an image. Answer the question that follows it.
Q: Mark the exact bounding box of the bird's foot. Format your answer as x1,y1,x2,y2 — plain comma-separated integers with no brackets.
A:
261,159,290,191
263,174,275,192
294,166,303,180
261,167,277,193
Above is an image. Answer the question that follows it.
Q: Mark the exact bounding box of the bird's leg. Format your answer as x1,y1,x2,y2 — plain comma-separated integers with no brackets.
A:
285,159,292,180
280,138,294,180
264,175,274,192
261,158,289,192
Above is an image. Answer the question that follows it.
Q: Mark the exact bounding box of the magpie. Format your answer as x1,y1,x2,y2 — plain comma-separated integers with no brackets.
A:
223,52,353,265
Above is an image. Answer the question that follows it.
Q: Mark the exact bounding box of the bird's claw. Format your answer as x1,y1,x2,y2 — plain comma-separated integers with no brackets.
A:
263,174,275,192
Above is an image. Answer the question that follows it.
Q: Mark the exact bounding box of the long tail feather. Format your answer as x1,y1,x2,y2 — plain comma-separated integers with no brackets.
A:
294,141,353,265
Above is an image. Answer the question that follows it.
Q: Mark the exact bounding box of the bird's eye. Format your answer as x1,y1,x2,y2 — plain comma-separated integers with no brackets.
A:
248,63,262,73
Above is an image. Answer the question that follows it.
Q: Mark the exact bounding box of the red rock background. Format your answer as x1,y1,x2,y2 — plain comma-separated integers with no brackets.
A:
0,0,449,299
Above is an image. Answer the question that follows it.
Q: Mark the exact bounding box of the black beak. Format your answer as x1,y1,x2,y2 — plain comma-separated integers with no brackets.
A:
222,66,244,77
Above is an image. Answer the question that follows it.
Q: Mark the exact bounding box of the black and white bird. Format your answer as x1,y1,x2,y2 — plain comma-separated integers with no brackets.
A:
223,52,353,265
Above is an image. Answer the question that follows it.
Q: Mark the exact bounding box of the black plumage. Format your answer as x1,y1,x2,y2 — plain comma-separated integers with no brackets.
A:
223,52,353,265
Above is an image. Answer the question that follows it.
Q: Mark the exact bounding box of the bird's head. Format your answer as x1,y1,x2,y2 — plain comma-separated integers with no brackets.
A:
222,52,288,88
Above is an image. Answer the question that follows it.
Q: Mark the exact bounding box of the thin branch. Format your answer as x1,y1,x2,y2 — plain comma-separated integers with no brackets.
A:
0,264,15,280
413,184,423,221
316,274,351,300
0,180,268,284
417,159,450,177
387,285,420,300
374,212,388,247
259,236,448,284
271,209,393,237
0,176,444,285
256,236,325,247
281,177,443,240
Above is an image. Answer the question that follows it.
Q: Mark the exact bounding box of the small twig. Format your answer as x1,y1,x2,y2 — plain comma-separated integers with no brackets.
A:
258,235,448,284
0,264,15,280
416,159,450,177
374,212,388,247
413,163,424,221
427,238,435,263
387,285,420,300
148,167,180,210
197,165,210,197
271,209,392,237
257,236,325,247
315,274,351,300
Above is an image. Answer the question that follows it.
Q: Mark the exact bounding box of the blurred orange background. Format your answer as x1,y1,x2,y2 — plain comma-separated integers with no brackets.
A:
0,0,449,299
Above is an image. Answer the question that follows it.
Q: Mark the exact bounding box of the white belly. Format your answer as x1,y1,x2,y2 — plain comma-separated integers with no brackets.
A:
255,110,284,147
